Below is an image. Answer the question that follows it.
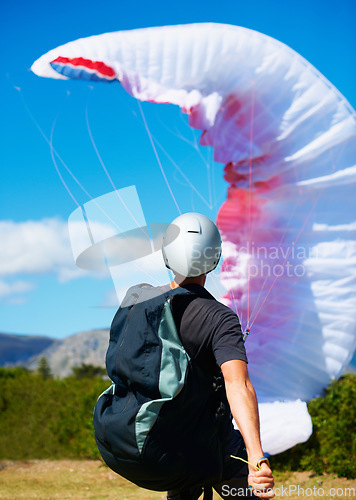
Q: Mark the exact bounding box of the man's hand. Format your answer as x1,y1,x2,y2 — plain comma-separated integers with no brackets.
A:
248,462,275,499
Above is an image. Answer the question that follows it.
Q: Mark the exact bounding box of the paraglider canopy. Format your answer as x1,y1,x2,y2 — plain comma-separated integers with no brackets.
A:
32,23,356,455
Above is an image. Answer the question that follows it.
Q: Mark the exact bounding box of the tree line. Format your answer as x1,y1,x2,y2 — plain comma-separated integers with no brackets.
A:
0,362,354,478
0,362,108,460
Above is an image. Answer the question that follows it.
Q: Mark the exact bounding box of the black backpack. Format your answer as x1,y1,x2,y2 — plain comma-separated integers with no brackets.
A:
93,283,229,495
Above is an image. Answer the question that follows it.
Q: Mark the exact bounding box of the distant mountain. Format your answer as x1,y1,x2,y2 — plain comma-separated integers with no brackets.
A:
2,329,355,379
26,329,109,377
0,333,58,366
1,330,109,378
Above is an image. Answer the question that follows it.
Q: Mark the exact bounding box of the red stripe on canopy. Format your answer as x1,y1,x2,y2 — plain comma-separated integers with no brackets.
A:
51,56,115,77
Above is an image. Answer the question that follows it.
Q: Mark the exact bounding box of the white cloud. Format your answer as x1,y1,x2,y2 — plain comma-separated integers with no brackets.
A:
0,218,88,282
6,296,30,305
0,279,35,300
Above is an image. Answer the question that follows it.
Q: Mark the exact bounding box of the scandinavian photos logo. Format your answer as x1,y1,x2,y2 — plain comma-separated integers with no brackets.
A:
221,485,356,497
222,243,315,279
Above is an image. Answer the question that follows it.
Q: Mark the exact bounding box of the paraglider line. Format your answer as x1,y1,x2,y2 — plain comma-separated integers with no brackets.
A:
230,455,260,471
249,193,322,329
248,100,342,327
154,139,212,208
157,106,199,148
174,116,215,209
246,84,256,329
207,154,213,210
137,101,181,214
116,91,215,210
85,104,148,236
22,89,142,243
48,111,123,232
15,85,83,211
15,82,197,289
16,86,165,285
265,310,298,332
19,86,138,241
224,261,241,324
209,273,224,301
211,148,218,210
247,198,300,324
49,120,83,210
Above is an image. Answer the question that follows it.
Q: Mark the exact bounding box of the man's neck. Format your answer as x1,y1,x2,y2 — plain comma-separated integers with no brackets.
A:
170,275,206,289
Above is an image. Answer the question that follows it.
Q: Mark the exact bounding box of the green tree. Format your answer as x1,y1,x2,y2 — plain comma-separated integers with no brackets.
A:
37,356,52,380
72,363,106,378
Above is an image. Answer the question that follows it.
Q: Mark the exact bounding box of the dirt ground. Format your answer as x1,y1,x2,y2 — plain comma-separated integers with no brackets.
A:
0,460,355,499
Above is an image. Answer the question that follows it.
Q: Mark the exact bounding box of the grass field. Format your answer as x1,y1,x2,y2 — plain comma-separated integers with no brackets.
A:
0,460,355,499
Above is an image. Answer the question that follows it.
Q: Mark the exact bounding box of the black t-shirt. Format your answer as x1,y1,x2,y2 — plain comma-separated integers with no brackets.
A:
169,284,248,475
170,284,248,375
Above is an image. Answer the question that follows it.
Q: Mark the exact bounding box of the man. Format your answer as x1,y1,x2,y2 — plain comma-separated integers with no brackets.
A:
162,212,275,499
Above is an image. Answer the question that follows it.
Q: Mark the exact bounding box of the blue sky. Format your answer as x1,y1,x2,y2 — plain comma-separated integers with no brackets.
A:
1,0,355,338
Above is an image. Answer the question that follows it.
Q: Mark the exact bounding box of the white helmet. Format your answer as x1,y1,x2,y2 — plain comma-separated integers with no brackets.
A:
162,213,222,278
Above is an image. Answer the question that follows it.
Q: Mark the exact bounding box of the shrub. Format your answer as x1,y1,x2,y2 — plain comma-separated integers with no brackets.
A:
272,374,356,478
0,368,109,460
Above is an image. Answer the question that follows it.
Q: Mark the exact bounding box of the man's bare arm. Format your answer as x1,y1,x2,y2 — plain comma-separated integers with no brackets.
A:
221,359,275,498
